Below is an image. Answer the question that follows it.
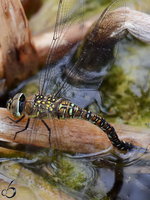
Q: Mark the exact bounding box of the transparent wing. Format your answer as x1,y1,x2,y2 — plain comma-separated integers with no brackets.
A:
51,0,127,108
39,0,85,95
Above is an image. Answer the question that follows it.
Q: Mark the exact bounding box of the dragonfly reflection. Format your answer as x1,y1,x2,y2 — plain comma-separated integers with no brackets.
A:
7,0,134,151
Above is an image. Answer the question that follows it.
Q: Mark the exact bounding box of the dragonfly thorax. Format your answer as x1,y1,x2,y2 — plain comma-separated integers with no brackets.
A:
7,93,26,117
31,94,60,118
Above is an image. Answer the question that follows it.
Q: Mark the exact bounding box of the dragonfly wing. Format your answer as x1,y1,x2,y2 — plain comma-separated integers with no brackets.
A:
52,0,127,109
39,0,85,96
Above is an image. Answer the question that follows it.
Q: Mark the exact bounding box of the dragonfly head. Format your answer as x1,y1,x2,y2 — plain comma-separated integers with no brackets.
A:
7,93,26,117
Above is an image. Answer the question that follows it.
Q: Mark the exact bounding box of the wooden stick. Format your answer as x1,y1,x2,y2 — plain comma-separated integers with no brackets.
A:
0,108,149,153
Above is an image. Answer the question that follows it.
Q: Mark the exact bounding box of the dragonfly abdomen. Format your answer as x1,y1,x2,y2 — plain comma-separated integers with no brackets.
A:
58,100,133,151
57,100,84,119
89,115,133,151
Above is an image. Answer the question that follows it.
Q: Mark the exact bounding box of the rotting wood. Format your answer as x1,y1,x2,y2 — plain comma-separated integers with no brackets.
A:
0,108,149,153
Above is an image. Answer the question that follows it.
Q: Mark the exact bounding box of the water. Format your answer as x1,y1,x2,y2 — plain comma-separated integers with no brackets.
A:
0,147,149,199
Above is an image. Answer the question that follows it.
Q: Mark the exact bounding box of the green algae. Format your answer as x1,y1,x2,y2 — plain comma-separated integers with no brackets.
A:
101,39,150,127
51,157,89,190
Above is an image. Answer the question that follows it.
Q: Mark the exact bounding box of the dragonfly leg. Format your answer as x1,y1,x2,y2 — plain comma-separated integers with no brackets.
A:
41,120,51,147
7,115,25,123
14,118,30,140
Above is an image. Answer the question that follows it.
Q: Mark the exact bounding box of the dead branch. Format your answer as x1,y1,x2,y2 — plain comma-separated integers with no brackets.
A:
0,108,149,153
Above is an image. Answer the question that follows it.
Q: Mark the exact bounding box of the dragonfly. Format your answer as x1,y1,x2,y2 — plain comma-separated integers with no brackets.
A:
6,0,134,152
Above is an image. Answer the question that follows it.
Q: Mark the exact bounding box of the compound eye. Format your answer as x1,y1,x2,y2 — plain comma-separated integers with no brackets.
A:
19,94,26,114
7,93,26,117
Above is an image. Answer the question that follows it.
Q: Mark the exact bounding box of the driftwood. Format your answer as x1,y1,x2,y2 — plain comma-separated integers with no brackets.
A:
0,108,149,153
0,0,38,91
0,0,150,94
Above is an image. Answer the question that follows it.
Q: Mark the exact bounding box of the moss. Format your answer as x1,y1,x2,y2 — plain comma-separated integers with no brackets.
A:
53,157,88,190
101,40,150,127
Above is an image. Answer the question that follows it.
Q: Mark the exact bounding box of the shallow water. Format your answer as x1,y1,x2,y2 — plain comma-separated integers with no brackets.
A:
0,146,149,200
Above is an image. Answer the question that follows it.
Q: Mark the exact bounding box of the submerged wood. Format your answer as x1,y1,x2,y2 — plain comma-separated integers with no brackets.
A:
0,108,149,153
0,2,150,94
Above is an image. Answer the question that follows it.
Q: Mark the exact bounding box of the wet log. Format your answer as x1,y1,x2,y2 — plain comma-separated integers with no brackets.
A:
0,108,149,154
0,1,150,94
